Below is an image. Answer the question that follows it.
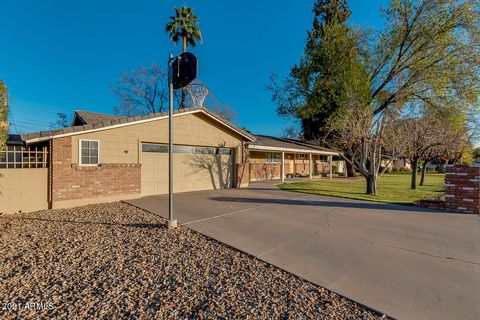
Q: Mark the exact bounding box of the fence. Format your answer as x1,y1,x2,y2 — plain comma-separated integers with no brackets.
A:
0,145,48,169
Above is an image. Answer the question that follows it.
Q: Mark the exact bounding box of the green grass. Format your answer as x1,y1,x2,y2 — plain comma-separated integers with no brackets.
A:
279,173,445,205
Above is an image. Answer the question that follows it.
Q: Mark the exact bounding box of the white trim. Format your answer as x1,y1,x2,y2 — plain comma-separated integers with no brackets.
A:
79,139,100,166
265,152,282,164
248,144,338,156
24,109,255,144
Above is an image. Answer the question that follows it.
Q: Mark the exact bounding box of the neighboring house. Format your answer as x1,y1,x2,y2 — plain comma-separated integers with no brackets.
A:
382,158,412,171
0,107,340,214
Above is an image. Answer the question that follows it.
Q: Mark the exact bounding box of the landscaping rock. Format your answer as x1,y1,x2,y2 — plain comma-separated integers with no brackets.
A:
1,202,388,319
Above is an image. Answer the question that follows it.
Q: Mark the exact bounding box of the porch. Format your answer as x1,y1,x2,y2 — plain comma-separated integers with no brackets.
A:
247,135,344,183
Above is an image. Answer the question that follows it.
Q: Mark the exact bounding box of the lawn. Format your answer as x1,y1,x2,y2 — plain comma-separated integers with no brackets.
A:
279,173,445,205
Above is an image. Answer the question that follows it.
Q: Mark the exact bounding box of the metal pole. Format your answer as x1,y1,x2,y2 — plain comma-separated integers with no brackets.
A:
167,54,177,229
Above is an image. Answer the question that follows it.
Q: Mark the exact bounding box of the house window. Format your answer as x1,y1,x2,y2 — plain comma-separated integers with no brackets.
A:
80,140,99,166
266,152,281,163
141,143,233,156
297,154,305,160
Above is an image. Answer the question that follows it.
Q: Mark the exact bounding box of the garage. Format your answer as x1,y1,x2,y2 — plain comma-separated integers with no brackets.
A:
141,143,234,196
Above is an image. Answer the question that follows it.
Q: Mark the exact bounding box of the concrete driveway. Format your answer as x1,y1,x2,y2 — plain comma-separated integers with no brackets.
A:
126,182,480,320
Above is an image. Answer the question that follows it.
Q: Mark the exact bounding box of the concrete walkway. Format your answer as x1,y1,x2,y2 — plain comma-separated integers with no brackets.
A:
126,183,480,320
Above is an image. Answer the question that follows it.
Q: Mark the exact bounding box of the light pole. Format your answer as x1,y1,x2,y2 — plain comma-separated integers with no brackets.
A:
166,53,177,229
165,51,197,229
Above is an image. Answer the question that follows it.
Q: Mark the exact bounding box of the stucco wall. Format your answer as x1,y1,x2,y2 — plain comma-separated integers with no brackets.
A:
70,112,245,165
0,168,49,214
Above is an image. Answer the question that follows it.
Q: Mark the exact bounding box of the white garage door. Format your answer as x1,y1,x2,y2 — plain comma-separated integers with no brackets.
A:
141,143,234,196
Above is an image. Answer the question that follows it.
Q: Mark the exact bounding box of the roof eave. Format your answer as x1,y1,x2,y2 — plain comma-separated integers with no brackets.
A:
23,109,255,144
247,144,339,155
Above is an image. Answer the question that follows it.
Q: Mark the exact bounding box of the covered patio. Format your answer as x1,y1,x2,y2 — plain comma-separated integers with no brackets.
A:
248,135,343,182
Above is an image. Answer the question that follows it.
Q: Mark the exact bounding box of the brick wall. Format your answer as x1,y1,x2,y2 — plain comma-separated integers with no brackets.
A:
235,163,250,187
250,163,281,181
444,165,480,214
51,137,141,202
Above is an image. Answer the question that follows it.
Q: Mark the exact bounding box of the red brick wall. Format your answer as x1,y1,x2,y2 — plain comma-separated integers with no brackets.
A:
445,165,480,214
51,137,141,202
235,163,250,187
250,163,281,181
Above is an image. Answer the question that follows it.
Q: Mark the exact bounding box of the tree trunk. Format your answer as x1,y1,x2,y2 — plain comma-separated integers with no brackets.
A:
420,161,428,186
181,35,187,109
410,159,418,190
366,175,377,195
346,160,355,178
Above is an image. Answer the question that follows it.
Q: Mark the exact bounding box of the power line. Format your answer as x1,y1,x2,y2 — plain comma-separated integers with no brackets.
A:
11,99,75,112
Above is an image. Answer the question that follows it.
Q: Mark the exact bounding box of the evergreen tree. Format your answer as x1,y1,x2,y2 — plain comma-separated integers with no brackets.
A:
274,0,367,140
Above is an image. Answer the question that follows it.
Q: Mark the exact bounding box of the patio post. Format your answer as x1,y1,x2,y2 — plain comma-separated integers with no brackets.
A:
328,155,333,180
281,151,285,182
293,153,296,178
309,153,313,180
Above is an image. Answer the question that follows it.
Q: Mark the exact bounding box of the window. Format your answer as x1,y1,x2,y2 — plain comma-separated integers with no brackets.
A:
297,154,305,160
142,144,168,153
141,143,232,155
80,140,99,166
266,152,281,163
217,148,232,155
195,147,216,154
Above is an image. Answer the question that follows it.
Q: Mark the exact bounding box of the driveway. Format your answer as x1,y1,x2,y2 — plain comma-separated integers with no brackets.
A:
126,182,480,320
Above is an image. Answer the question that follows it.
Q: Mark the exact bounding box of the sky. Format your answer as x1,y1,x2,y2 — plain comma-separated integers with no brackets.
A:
0,0,388,136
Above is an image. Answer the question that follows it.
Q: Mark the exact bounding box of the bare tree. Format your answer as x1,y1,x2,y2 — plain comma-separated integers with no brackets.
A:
282,126,303,141
50,112,69,129
186,81,238,121
112,64,173,116
397,117,444,189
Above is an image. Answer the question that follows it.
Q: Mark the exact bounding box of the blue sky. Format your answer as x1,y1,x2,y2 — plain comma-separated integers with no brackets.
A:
1,0,387,136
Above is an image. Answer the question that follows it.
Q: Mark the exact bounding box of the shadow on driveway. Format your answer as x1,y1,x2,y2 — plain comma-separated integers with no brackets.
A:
208,196,446,213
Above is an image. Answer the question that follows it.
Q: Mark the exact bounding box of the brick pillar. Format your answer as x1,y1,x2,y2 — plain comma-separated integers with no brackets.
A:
444,165,480,214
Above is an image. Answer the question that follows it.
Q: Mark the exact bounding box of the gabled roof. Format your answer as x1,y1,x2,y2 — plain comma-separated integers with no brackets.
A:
249,134,338,155
21,107,255,144
72,110,128,126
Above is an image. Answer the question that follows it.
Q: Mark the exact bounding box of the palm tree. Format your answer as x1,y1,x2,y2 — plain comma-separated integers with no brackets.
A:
165,5,202,108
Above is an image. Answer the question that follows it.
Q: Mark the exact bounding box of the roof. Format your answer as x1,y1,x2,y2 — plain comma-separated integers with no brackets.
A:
6,134,24,146
73,110,128,126
249,135,338,155
21,107,256,144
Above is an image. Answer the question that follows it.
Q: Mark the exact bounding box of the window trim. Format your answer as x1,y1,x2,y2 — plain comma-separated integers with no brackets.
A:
79,139,100,166
265,152,281,164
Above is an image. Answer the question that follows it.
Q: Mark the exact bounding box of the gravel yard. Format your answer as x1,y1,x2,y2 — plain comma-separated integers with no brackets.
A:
1,202,387,319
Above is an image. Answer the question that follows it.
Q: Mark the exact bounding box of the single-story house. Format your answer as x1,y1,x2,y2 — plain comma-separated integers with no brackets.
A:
0,107,341,214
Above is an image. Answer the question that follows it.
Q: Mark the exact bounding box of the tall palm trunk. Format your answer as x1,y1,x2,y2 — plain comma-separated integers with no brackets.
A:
180,35,187,109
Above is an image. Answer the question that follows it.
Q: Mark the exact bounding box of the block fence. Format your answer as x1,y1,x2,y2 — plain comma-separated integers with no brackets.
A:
444,165,479,214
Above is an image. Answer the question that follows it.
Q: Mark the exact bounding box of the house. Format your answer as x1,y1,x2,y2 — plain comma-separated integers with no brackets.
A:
0,107,341,214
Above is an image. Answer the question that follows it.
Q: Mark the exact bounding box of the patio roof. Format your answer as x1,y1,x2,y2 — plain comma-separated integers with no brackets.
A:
249,135,339,155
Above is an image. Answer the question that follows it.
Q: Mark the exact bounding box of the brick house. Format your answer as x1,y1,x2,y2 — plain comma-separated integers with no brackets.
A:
0,107,340,213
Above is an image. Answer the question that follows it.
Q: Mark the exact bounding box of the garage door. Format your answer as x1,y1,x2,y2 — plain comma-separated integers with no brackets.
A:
141,143,234,196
